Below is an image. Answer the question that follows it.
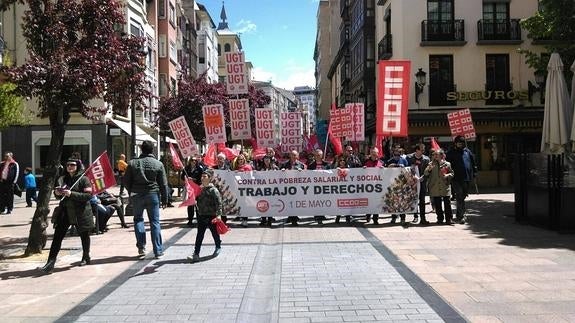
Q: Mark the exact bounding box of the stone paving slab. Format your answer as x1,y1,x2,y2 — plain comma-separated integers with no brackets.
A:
68,224,457,323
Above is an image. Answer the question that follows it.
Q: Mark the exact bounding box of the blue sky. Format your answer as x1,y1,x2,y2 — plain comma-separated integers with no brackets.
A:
202,0,319,90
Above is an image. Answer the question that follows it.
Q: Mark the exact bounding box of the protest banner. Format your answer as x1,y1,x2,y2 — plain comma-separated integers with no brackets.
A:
84,151,116,195
255,108,275,148
447,108,476,140
341,105,353,139
225,52,248,95
376,60,411,137
229,99,251,140
202,104,227,144
168,116,198,158
329,108,342,137
280,112,302,153
212,167,419,217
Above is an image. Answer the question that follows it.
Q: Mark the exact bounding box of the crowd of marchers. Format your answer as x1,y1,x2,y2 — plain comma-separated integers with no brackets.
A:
0,135,477,273
181,135,478,228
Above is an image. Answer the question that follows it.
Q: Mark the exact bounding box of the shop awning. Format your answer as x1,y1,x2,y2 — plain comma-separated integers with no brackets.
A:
107,117,157,143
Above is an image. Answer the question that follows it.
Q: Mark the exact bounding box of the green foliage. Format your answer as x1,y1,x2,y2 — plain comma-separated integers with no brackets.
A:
520,0,575,85
0,82,29,129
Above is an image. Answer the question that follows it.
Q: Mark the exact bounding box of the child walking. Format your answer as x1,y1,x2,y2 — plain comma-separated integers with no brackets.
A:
24,167,37,207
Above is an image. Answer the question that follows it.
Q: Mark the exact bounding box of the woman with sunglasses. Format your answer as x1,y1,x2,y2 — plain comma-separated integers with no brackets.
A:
39,158,94,274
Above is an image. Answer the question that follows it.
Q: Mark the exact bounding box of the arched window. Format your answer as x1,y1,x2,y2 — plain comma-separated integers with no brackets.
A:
224,43,231,52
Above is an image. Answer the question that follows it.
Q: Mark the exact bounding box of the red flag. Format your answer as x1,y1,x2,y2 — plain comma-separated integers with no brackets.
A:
203,144,217,167
221,147,239,160
84,151,116,194
375,135,385,158
180,178,202,207
431,137,441,151
328,121,343,156
169,143,184,170
307,134,319,152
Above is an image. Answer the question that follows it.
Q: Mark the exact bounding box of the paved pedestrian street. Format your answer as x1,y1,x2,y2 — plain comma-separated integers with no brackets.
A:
70,226,455,322
3,191,575,323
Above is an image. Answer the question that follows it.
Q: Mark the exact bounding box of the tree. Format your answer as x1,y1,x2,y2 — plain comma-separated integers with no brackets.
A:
0,0,148,255
0,82,29,129
0,56,30,129
158,74,271,143
520,0,575,85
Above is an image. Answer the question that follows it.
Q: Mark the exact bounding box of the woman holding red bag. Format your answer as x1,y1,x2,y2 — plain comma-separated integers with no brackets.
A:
188,169,222,263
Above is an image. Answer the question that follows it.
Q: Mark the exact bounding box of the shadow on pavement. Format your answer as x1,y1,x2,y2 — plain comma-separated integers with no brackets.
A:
463,197,575,251
0,265,73,280
131,255,218,277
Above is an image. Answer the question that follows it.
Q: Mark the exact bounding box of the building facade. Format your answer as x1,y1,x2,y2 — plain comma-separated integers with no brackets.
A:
374,0,544,187
195,2,219,83
293,86,318,136
0,1,161,178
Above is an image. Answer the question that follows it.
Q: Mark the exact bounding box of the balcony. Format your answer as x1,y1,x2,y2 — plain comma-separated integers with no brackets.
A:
340,27,349,49
421,20,466,46
378,34,392,60
477,19,522,45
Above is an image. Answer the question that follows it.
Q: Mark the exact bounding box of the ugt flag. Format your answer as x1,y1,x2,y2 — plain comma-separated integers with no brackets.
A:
84,151,116,194
169,143,184,170
180,178,202,207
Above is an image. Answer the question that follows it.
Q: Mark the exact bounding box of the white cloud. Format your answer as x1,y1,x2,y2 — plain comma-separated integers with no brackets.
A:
236,19,257,34
252,66,315,91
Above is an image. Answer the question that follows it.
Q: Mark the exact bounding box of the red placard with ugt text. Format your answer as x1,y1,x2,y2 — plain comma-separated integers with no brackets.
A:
255,108,275,148
280,112,302,154
447,108,476,141
168,116,198,158
229,99,251,140
202,104,227,144
225,52,248,95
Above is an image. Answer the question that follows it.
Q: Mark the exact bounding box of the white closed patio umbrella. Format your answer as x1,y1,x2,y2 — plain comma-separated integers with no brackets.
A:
541,53,573,153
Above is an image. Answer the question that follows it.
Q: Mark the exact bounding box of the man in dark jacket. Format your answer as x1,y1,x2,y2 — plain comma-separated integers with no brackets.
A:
446,136,477,224
124,141,169,259
0,151,20,214
406,144,431,225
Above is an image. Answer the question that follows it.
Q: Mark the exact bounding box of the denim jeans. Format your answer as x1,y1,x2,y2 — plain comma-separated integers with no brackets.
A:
132,192,163,256
451,181,469,219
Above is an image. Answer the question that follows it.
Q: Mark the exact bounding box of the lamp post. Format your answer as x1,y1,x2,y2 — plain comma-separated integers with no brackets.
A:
414,68,427,104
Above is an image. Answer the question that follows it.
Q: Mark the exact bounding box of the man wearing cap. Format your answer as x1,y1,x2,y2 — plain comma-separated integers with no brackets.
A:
124,140,169,259
446,136,477,224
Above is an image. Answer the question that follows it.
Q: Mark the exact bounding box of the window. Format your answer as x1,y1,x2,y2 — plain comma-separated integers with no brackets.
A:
169,41,177,62
198,43,205,64
217,44,221,56
158,0,165,19
159,74,168,96
427,0,453,21
169,2,176,26
485,54,511,105
429,55,454,106
224,43,231,52
158,34,167,57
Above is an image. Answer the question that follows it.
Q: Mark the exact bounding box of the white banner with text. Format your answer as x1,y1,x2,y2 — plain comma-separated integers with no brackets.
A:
213,167,419,217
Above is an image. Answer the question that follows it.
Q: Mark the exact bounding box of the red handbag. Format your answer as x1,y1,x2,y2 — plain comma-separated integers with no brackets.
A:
212,217,230,235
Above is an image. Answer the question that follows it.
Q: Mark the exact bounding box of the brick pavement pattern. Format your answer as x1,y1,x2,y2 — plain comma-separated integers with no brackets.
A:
3,189,575,322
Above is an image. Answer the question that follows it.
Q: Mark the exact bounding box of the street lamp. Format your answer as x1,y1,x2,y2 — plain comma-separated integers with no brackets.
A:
414,68,427,104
